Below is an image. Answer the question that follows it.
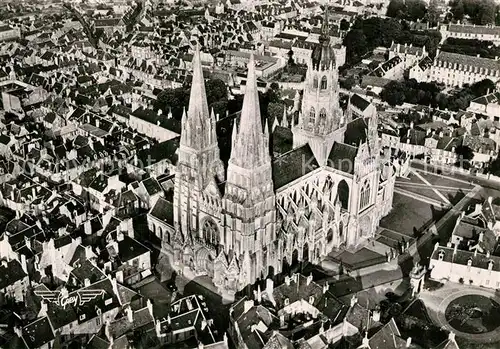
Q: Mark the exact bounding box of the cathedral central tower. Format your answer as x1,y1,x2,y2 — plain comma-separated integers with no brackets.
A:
292,7,346,165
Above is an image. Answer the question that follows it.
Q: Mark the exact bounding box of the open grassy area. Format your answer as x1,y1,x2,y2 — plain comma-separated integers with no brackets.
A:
395,185,444,203
416,171,473,189
380,193,448,238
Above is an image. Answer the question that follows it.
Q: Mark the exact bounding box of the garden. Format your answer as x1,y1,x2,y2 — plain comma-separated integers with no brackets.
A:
445,295,500,334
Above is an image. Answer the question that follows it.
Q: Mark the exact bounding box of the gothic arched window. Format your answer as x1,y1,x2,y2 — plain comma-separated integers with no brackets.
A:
359,180,371,211
321,76,328,90
203,218,220,247
338,180,349,210
319,108,327,128
309,107,316,125
323,176,333,193
313,76,319,88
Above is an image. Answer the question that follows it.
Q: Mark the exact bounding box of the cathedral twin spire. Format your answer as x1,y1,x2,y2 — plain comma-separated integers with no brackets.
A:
181,43,217,151
229,54,271,169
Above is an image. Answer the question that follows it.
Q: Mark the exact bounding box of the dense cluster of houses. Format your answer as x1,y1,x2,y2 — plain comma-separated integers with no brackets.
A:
378,90,500,171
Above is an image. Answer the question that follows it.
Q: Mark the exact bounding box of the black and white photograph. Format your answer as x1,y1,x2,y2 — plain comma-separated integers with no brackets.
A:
0,0,499,348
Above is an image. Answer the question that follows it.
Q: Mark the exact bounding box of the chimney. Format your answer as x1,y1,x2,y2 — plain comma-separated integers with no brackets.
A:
350,294,358,307
266,278,274,294
372,307,381,322
32,187,36,198
146,299,153,317
40,300,48,315
84,278,91,287
20,254,27,273
406,337,412,348
410,121,414,129
125,306,133,323
117,231,124,241
323,282,329,294
306,273,313,286
488,196,493,204
243,300,254,314
256,285,262,303
285,276,290,286
280,314,285,327
96,119,100,128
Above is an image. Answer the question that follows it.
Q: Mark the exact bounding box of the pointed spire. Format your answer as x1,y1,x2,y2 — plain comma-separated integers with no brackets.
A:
229,54,270,168
188,43,209,123
281,105,287,128
321,2,330,37
231,120,238,148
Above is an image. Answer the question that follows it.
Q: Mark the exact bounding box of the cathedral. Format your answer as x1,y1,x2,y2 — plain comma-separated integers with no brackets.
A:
165,18,396,300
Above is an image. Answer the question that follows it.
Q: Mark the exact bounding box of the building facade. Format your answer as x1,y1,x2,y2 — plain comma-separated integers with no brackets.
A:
165,23,396,299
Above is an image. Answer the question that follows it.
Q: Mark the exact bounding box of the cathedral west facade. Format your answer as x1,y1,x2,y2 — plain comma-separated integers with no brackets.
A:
163,19,396,299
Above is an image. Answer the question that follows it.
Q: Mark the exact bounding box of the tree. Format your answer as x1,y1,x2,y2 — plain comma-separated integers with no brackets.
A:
205,78,228,105
287,49,294,65
380,81,406,106
479,0,496,24
387,0,406,18
268,102,286,125
488,157,500,176
427,0,440,26
407,0,427,21
450,0,465,20
343,29,368,64
455,145,474,169
340,18,350,31
340,76,356,90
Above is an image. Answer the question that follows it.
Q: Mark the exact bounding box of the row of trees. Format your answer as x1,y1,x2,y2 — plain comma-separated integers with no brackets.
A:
154,77,288,124
387,0,441,26
380,78,495,110
441,38,500,59
449,0,496,25
155,78,229,119
342,17,441,65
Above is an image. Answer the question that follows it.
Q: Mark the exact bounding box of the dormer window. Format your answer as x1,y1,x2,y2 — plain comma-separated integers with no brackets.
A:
79,314,86,321
284,298,289,306
438,251,444,261
467,258,473,267
488,260,494,271
309,296,314,304
105,298,112,306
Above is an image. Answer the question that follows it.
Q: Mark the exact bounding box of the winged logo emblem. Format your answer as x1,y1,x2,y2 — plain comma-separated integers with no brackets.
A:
34,289,107,309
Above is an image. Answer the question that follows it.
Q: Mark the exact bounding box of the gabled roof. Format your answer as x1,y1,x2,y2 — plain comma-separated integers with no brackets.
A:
328,142,358,174
22,317,54,349
149,197,174,226
272,144,319,190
